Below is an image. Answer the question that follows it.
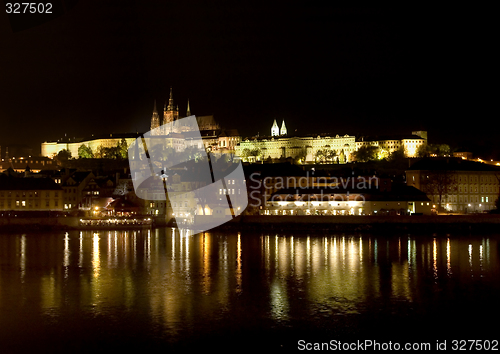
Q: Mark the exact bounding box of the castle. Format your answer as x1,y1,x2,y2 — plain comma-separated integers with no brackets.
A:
236,120,427,163
41,88,241,158
40,90,426,164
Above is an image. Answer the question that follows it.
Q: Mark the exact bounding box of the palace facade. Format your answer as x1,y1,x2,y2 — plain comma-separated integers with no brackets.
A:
236,121,427,163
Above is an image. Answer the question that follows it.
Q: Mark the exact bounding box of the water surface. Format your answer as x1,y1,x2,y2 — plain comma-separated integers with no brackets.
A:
0,229,499,352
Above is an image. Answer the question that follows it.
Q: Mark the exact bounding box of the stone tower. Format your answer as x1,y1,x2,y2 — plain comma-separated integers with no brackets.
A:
271,119,279,136
163,87,179,134
280,120,287,136
150,100,160,134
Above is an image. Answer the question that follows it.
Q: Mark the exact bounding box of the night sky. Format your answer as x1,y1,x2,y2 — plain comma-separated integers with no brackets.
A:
0,3,498,157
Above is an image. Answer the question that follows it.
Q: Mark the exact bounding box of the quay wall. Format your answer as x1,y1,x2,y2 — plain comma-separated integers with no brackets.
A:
215,214,500,233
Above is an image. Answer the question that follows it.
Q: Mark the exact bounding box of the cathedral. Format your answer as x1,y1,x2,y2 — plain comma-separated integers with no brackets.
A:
150,87,184,135
42,88,240,158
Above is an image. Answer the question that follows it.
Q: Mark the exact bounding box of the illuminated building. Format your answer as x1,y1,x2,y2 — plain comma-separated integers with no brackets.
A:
41,88,241,158
0,176,63,211
406,158,500,213
356,132,427,158
261,182,431,216
236,121,427,163
0,156,58,173
237,122,356,163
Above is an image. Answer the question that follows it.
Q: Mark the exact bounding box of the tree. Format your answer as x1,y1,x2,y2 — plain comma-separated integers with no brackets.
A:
314,149,326,163
421,170,458,212
389,146,407,162
249,148,261,161
416,144,428,158
353,145,378,162
325,149,337,163
94,145,106,158
294,147,308,164
78,144,94,158
56,149,72,163
239,148,251,161
427,144,451,157
118,138,128,159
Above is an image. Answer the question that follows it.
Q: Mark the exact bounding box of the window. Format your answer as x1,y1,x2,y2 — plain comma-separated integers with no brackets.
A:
16,200,20,207
46,200,50,207
22,201,26,207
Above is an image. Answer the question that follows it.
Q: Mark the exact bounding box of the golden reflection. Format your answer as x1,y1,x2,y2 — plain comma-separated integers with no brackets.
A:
40,270,57,311
479,244,483,274
2,231,500,336
391,261,411,301
92,233,100,278
433,238,437,280
79,231,83,267
359,236,363,264
20,234,26,281
64,232,70,278
447,238,452,276
236,233,242,293
201,232,211,294
469,243,473,271
270,279,289,321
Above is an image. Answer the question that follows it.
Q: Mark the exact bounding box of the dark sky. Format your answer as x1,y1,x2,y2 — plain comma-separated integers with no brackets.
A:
0,2,498,157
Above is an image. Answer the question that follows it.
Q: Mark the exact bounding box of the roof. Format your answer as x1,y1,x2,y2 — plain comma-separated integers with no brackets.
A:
196,115,219,130
219,129,240,137
243,133,354,141
408,158,500,172
48,132,142,144
357,134,425,142
0,176,62,190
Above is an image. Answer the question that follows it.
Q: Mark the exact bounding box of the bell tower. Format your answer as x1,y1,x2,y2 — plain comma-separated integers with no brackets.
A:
150,100,160,134
280,120,287,136
271,119,279,136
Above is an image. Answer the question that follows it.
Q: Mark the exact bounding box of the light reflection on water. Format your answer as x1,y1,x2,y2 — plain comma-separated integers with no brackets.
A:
0,230,499,350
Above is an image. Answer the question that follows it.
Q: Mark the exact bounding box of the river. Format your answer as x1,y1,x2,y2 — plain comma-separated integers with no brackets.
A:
0,229,499,352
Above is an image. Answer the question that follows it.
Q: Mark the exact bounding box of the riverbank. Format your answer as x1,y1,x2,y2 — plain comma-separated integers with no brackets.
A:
1,214,499,233
211,214,500,233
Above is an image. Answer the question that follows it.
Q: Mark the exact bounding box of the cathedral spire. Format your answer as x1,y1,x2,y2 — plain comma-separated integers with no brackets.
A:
150,99,160,132
186,99,191,116
271,119,279,137
280,120,287,136
167,87,174,111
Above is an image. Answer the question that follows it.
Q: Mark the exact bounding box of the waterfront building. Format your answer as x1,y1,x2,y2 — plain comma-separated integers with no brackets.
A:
260,182,431,216
406,158,500,213
0,175,63,211
61,171,95,210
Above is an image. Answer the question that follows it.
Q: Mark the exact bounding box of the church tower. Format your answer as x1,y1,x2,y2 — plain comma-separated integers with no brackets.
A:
163,87,180,134
280,120,287,136
186,99,191,117
271,119,279,136
150,100,160,134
